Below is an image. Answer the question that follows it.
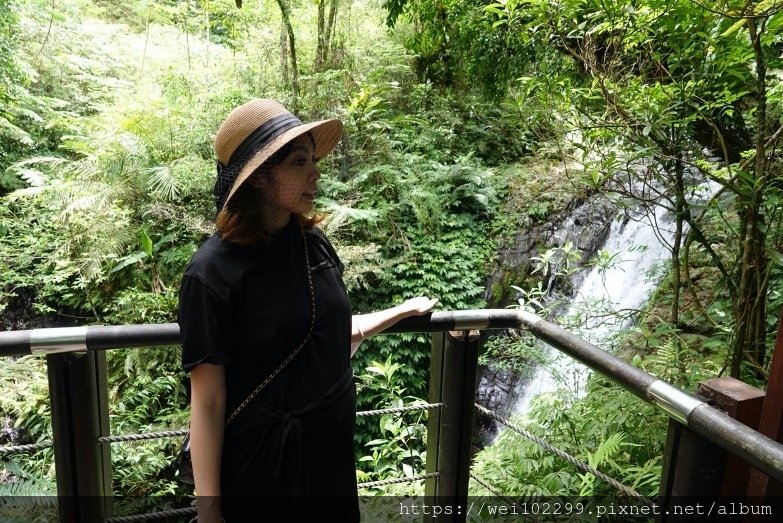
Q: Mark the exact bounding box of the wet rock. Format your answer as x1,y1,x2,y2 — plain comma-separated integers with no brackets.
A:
485,192,618,308
1,415,25,446
474,365,522,446
1,287,83,331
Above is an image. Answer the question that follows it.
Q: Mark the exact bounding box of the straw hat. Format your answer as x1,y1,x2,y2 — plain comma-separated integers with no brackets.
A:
213,99,343,212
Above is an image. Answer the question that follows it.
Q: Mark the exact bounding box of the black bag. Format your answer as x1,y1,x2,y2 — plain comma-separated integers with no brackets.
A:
174,432,194,484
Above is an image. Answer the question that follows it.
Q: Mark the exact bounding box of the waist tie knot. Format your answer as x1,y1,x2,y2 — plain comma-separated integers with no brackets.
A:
235,368,354,496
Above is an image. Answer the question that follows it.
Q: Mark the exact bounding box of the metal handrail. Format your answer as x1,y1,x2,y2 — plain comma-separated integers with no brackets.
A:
3,309,783,483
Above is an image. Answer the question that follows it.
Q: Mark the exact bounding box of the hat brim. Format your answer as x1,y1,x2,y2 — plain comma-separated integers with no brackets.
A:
221,118,343,211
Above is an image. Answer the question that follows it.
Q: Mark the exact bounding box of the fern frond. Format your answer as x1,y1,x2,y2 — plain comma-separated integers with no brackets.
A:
320,200,380,233
589,431,627,469
145,166,180,201
0,116,34,146
5,186,48,200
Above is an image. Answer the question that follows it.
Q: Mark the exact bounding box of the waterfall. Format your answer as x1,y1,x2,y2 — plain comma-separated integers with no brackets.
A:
514,204,673,414
513,179,717,416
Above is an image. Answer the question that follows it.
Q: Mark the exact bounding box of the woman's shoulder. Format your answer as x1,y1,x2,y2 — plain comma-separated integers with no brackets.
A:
183,234,260,294
305,226,334,253
184,234,229,273
305,225,325,240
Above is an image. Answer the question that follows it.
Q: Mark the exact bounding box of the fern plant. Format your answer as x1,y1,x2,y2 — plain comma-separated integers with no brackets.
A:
0,460,57,523
471,374,666,500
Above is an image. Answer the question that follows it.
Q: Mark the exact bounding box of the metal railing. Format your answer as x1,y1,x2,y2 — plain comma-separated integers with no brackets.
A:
2,309,783,523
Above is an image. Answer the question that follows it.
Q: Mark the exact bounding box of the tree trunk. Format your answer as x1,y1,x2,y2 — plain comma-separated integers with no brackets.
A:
315,0,339,71
731,201,768,378
325,0,339,65
185,17,191,69
280,20,289,86
730,16,770,379
276,0,299,103
205,0,210,70
315,0,326,70
671,152,685,329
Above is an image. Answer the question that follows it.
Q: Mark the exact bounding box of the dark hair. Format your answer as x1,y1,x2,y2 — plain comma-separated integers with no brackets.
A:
215,135,322,245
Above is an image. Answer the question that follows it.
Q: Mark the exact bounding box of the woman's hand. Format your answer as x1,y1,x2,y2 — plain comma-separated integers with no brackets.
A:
401,296,439,316
350,297,439,355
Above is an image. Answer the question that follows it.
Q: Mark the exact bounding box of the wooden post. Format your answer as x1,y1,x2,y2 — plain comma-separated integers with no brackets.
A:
47,351,112,523
748,310,783,496
659,376,767,521
425,331,446,500
659,418,723,496
424,330,480,523
697,377,765,494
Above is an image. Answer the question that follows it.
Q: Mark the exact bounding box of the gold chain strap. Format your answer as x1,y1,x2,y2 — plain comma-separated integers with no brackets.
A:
224,223,316,426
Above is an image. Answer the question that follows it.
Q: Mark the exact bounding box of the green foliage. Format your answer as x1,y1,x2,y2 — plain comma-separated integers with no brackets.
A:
349,207,495,460
472,377,665,499
484,0,783,377
479,333,547,378
0,356,51,443
356,358,428,486
0,0,64,193
312,65,519,477
0,355,54,500
0,0,529,498
396,92,543,166
111,438,182,497
0,0,27,173
386,0,540,96
0,457,57,502
352,216,491,372
104,343,188,497
620,297,724,388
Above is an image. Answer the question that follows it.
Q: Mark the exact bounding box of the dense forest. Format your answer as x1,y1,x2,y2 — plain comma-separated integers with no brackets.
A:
1,0,782,513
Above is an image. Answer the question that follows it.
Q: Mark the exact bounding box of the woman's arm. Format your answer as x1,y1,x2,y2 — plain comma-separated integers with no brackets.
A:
351,297,438,356
190,363,226,523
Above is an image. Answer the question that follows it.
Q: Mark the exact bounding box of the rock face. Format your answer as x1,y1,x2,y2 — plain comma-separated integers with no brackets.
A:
1,415,24,446
1,288,82,331
475,192,619,446
485,192,619,308
474,365,523,446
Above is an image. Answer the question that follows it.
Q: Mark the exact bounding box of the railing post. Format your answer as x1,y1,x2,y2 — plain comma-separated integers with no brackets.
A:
424,330,479,522
658,375,769,520
698,376,765,495
748,310,783,496
425,331,446,501
47,351,112,523
659,417,723,497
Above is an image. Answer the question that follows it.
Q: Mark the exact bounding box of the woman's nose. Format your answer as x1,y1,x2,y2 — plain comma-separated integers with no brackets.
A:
309,163,321,182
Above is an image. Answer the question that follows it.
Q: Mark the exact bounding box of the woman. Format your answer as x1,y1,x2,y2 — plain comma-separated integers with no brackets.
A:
178,99,437,522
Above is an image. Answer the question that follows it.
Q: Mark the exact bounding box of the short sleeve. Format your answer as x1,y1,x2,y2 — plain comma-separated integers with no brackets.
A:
309,228,345,275
178,275,234,372
323,234,345,276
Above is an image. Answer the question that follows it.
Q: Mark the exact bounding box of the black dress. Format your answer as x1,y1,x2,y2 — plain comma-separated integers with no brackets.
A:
178,218,359,521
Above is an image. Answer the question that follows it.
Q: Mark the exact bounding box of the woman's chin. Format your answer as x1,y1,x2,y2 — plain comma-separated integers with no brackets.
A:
296,201,315,214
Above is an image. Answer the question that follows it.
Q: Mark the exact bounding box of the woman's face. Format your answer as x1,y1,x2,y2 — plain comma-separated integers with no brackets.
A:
260,135,320,229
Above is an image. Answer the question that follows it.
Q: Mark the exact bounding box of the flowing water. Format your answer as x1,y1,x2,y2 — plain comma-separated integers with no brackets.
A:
513,179,717,416
514,203,674,414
